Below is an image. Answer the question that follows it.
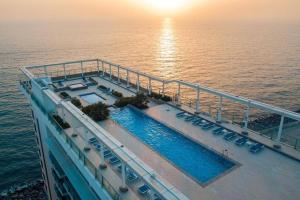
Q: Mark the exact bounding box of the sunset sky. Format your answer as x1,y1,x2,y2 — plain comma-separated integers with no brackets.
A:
0,0,299,23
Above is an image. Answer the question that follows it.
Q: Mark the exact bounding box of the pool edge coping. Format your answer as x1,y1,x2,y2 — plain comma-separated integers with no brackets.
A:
109,105,241,188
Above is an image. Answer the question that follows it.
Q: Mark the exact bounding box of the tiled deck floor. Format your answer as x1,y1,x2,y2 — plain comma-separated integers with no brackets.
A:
54,76,300,200
101,104,300,200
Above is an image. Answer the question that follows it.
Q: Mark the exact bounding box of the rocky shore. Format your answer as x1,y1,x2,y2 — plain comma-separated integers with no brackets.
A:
248,109,300,131
0,180,46,200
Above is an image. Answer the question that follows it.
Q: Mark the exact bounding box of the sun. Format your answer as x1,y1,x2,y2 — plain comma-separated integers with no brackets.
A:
144,0,189,11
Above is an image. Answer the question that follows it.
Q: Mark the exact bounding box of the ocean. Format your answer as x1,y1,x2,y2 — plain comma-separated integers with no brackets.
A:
0,19,300,191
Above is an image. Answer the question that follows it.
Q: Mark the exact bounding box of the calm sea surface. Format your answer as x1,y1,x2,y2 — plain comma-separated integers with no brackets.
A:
0,19,300,190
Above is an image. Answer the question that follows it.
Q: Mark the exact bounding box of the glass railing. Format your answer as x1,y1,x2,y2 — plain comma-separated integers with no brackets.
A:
62,104,182,200
49,115,120,200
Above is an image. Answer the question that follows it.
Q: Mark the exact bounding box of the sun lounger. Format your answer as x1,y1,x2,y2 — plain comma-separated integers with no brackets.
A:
250,143,264,153
202,123,215,130
213,127,223,135
117,165,122,172
224,132,237,141
192,119,201,125
104,150,112,158
107,88,113,94
138,184,150,195
191,117,200,123
218,130,227,135
89,137,97,142
109,156,120,165
179,113,191,119
90,141,99,146
185,115,195,122
153,194,162,200
127,171,139,182
95,144,101,151
198,120,208,127
88,138,98,144
176,111,185,117
235,137,248,146
58,81,64,87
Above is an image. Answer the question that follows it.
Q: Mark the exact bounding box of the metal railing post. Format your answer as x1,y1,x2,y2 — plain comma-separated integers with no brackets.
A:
99,144,107,169
117,65,120,83
126,70,130,88
162,81,165,97
216,96,223,123
148,77,152,95
80,61,84,77
242,104,250,135
274,115,285,149
102,61,105,76
195,86,200,113
137,74,140,92
177,82,181,105
109,64,112,80
44,66,48,77
119,162,128,193
97,59,100,76
63,64,67,80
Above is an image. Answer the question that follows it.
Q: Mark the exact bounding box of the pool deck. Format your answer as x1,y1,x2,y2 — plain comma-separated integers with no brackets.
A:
53,76,300,200
102,104,300,200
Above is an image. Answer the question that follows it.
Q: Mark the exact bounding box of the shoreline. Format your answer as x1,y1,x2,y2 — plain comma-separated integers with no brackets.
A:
0,179,46,200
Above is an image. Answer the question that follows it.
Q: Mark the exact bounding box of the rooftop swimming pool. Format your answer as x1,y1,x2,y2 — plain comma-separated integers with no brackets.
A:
80,93,105,104
111,106,236,185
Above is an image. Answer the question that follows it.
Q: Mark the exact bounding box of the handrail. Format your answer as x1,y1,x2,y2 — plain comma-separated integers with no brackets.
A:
60,100,183,199
21,58,300,122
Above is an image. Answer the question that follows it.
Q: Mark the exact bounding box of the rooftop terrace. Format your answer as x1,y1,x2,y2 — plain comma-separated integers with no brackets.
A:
19,59,300,200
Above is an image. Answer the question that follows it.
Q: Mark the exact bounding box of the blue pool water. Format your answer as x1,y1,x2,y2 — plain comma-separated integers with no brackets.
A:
80,93,105,104
111,106,236,184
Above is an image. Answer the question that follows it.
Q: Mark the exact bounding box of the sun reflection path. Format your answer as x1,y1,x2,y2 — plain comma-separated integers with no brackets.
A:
156,18,177,78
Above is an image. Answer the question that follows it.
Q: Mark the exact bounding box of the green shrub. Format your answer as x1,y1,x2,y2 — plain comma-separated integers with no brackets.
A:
71,97,82,108
112,90,123,98
114,93,148,109
161,95,172,102
82,102,109,121
149,92,162,99
53,115,70,129
97,85,108,91
148,92,172,102
59,92,71,99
